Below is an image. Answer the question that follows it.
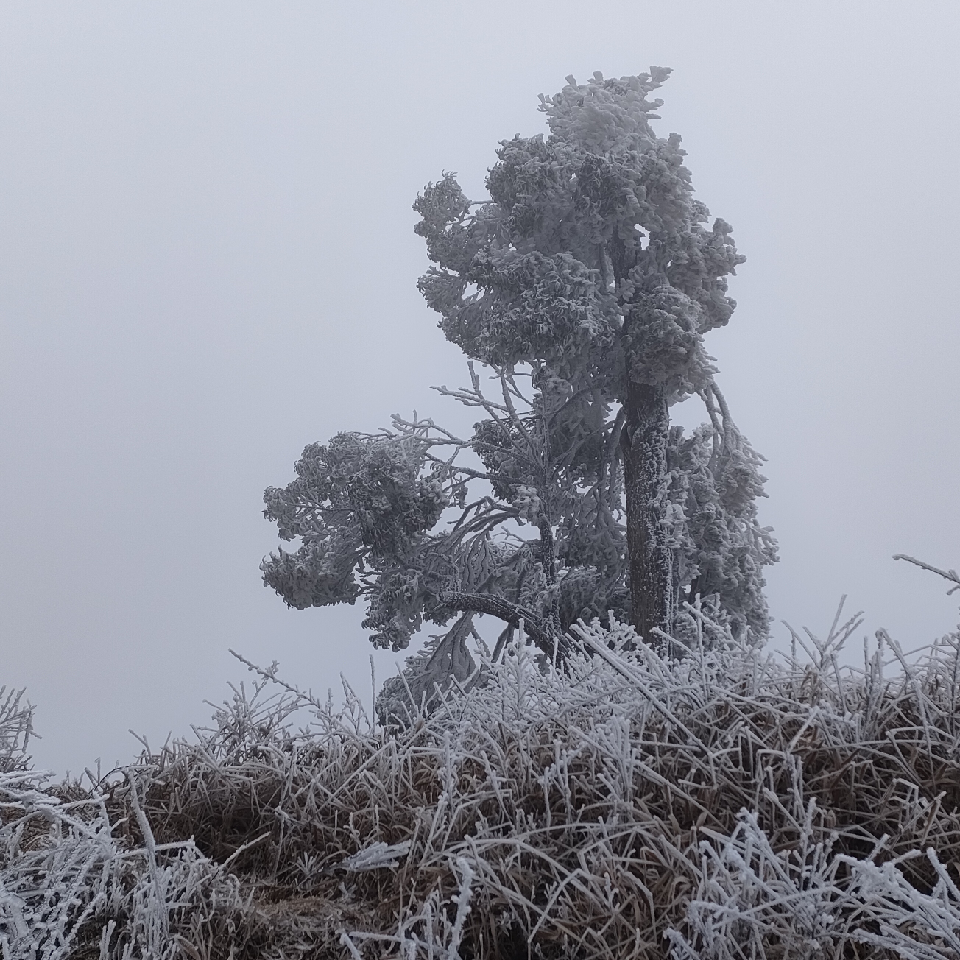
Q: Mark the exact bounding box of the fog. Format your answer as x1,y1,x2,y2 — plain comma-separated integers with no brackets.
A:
1,2,958,776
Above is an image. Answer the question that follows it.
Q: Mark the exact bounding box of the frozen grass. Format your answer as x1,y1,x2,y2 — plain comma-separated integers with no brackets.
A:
0,687,33,773
3,559,960,958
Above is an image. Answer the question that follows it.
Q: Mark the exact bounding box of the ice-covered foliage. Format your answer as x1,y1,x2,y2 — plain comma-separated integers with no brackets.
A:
6,560,960,958
415,70,739,397
263,366,573,657
413,69,766,639
262,431,452,650
666,388,779,643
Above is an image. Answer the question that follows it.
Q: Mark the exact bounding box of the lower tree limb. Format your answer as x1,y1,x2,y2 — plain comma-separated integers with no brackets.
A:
438,591,571,661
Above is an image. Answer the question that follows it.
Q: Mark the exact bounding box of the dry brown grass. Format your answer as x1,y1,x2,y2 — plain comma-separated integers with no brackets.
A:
3,562,960,958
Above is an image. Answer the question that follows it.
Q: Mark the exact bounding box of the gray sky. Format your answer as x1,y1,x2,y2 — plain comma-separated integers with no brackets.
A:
2,2,958,777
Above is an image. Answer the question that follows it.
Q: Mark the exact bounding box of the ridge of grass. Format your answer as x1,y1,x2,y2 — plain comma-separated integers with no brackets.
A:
3,560,960,958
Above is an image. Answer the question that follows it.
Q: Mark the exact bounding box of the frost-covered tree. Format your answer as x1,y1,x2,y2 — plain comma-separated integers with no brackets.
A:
262,69,776,705
413,68,768,640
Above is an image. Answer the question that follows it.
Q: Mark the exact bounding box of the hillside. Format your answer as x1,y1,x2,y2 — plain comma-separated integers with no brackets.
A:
2,562,960,958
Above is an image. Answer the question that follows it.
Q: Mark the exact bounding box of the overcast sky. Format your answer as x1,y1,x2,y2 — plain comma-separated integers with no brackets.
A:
2,2,958,777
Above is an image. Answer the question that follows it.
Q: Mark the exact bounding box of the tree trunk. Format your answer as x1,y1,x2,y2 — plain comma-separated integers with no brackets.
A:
621,378,671,642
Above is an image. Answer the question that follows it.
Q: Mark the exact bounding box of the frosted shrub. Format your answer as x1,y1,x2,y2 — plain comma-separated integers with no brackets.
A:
0,687,33,773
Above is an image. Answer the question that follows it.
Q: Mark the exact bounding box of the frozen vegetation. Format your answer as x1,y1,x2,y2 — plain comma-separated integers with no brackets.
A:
4,70,955,957
3,559,960,958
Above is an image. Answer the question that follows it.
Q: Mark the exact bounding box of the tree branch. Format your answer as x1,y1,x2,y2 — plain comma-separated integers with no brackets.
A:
438,591,571,660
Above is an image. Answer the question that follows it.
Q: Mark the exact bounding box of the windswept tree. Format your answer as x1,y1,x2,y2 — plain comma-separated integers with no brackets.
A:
262,69,776,706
